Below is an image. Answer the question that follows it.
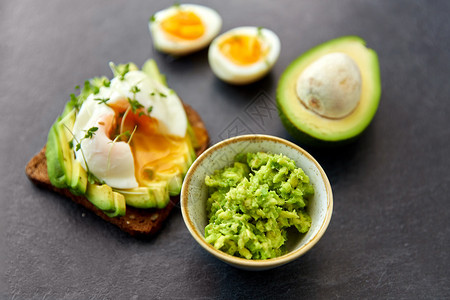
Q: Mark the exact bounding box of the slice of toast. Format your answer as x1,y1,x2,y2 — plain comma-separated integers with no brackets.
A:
26,103,209,238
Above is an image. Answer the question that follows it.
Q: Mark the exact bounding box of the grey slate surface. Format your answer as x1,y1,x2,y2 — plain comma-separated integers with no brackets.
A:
1,0,449,298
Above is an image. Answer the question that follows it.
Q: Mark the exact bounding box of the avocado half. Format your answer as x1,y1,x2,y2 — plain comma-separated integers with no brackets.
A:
277,36,381,146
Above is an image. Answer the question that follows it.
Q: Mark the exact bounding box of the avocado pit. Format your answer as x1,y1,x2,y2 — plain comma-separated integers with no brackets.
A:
296,52,362,119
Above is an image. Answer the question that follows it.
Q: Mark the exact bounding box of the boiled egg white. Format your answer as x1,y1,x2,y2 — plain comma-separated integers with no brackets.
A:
149,3,222,55
208,26,280,85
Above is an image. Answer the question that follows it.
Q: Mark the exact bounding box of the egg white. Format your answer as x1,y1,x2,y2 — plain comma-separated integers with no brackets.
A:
149,4,222,55
72,97,138,189
208,26,281,85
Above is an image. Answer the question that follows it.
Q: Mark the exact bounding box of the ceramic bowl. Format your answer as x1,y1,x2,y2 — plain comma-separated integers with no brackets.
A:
180,135,333,270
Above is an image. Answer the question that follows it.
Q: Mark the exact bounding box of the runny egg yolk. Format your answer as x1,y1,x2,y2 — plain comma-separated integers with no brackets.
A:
161,10,205,40
218,35,267,66
109,100,187,186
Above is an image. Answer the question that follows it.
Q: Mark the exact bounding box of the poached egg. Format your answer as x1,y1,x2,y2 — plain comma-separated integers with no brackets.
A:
72,68,188,189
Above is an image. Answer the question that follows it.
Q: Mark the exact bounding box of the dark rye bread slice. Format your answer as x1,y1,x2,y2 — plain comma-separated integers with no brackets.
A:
26,103,209,238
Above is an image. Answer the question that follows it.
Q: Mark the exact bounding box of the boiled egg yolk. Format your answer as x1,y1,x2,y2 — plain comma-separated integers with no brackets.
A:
161,10,205,40
218,35,268,66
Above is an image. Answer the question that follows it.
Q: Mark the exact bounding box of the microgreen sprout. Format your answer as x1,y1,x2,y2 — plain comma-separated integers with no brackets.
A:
107,125,137,170
150,90,167,98
130,85,141,95
75,127,99,151
257,26,263,37
94,97,110,106
109,62,130,81
127,98,144,114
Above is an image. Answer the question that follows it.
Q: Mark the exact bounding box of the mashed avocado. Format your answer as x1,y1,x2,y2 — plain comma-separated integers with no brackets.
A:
204,152,314,260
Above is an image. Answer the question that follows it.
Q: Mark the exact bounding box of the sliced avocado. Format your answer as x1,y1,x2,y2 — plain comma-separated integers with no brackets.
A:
46,121,68,188
167,175,183,196
86,183,114,211
147,181,170,209
60,110,89,195
142,59,167,86
277,36,381,146
46,109,121,214
118,181,169,209
186,121,200,151
70,161,87,196
59,111,88,195
46,113,74,189
104,192,126,218
118,187,157,208
56,111,75,185
86,183,126,216
46,107,88,194
154,170,183,196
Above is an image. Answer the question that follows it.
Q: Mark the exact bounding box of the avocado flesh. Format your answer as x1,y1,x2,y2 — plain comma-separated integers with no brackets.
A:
46,108,120,212
277,36,381,145
46,59,197,216
58,110,88,196
46,122,67,188
46,110,77,190
86,183,126,216
118,135,196,208
46,102,121,214
70,161,87,196
119,181,169,209
104,192,126,218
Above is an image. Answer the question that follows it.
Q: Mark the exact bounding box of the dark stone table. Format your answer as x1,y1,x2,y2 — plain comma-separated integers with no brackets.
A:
2,0,449,298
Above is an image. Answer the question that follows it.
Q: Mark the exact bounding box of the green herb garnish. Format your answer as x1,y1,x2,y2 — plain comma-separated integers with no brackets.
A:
127,98,144,114
94,97,110,105
75,126,99,151
130,85,141,95
109,62,130,81
257,26,263,37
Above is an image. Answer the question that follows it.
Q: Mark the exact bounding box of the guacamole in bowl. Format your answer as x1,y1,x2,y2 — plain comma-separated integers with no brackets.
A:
181,135,332,270
204,152,314,260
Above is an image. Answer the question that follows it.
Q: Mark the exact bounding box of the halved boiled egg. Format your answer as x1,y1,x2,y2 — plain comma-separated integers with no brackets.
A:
208,26,281,84
149,3,222,55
